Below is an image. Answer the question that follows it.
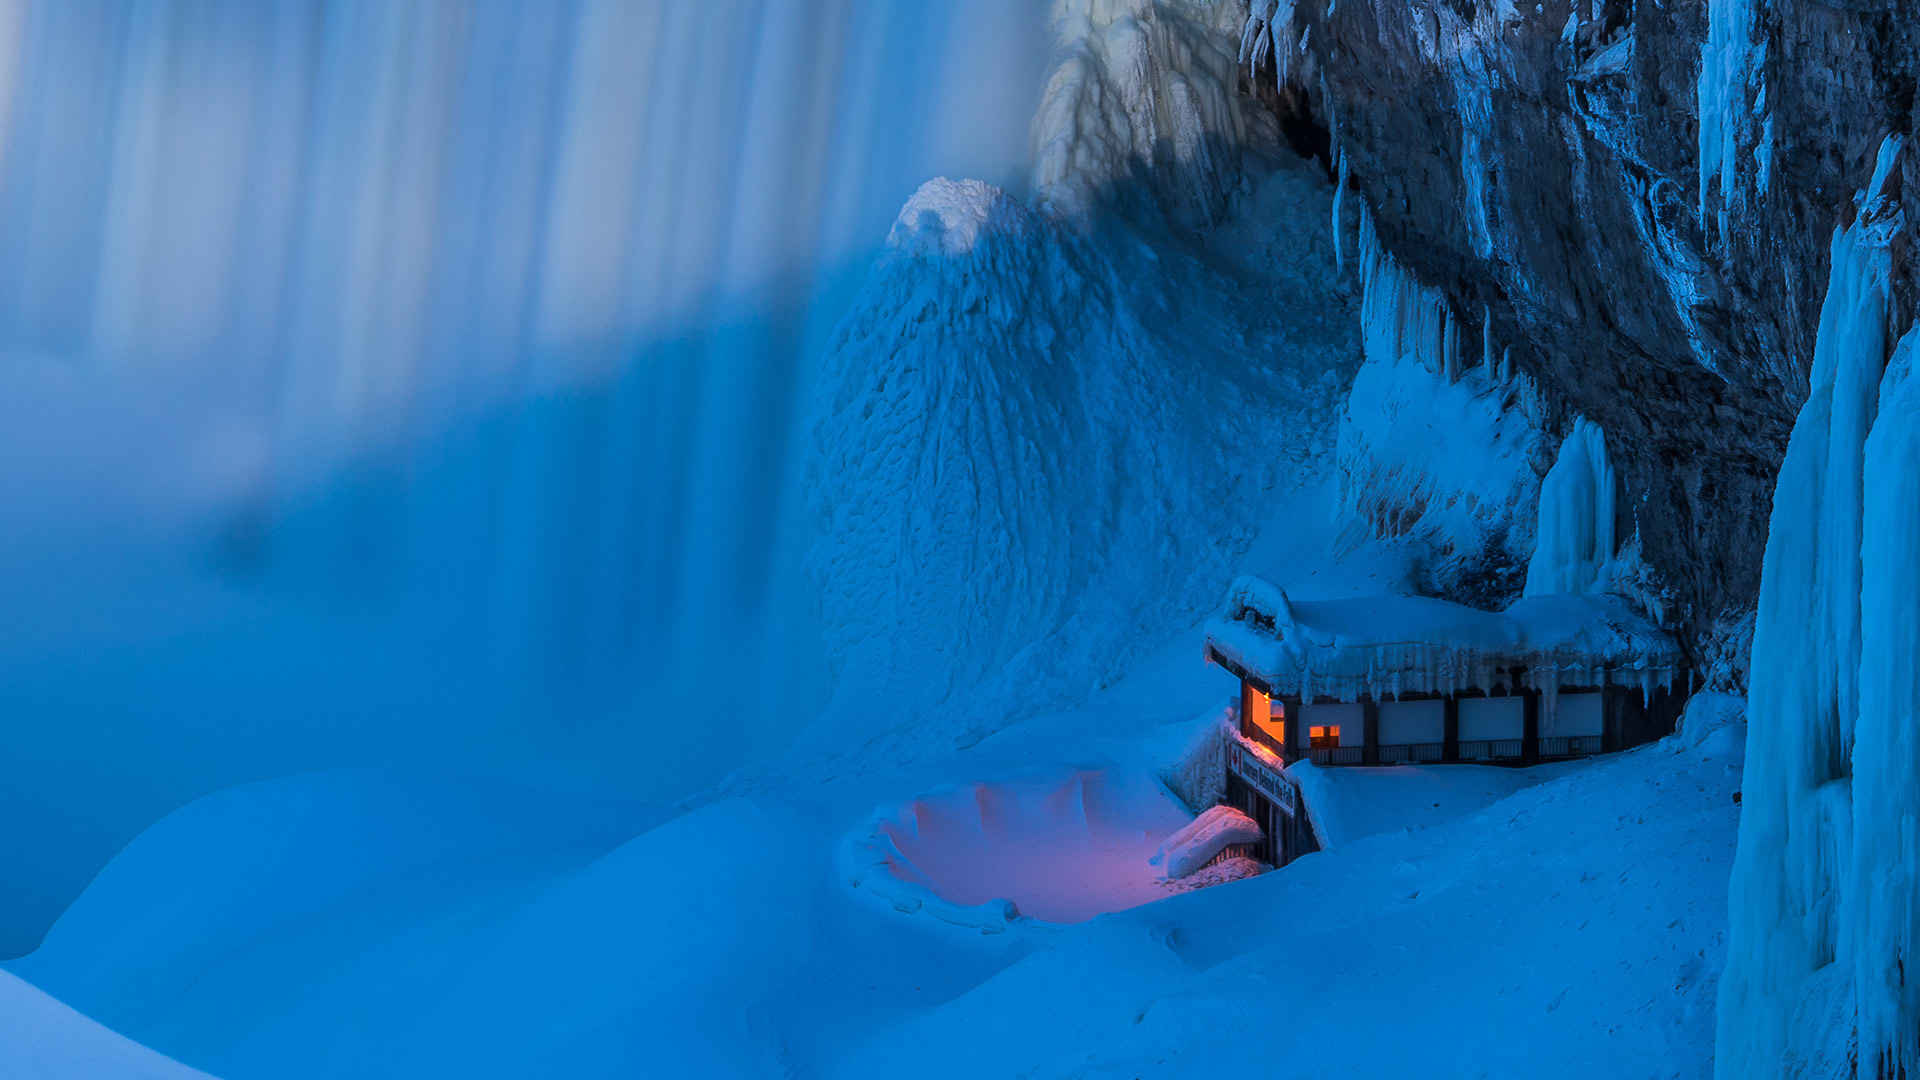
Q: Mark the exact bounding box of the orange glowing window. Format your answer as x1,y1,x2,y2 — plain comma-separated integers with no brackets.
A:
1310,724,1341,749
1245,685,1286,746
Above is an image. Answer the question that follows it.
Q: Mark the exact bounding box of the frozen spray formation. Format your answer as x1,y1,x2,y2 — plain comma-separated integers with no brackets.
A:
1524,419,1617,598
1717,136,1912,1079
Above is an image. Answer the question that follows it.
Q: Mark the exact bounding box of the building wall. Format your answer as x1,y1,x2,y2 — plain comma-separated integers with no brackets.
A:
1459,696,1524,741
1543,691,1603,738
1378,699,1444,744
1301,703,1365,747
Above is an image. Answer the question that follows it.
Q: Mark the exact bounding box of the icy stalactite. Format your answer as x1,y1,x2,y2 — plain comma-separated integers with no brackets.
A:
1331,150,1348,272
1523,419,1616,597
1717,135,1905,1079
1034,0,1248,227
1696,0,1767,243
1238,0,1299,91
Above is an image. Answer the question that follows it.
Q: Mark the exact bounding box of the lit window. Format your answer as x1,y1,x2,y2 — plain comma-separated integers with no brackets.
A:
1310,724,1342,749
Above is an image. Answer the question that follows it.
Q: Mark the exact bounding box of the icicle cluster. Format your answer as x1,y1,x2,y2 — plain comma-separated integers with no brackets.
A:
1354,207,1462,382
1717,135,1910,1078
1238,0,1301,90
1524,419,1617,597
1207,582,1677,708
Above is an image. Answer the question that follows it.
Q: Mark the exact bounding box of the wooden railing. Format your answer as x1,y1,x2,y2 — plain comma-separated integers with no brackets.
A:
1538,734,1604,758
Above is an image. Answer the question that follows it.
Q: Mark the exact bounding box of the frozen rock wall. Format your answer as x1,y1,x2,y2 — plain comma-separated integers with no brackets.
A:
1264,0,1920,654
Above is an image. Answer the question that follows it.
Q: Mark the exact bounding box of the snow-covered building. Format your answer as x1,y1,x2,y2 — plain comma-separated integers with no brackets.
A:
1205,577,1686,771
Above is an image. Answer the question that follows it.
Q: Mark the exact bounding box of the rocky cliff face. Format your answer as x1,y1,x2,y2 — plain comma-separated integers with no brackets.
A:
1246,0,1918,677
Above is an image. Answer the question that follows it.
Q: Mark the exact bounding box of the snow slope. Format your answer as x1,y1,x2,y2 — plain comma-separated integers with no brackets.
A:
837,694,1746,1079
0,972,214,1080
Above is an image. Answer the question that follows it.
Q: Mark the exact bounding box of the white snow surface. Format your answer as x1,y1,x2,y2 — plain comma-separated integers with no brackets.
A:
0,972,215,1079
1718,135,1914,1078
837,693,1746,1079
1150,804,1262,880
1288,758,1576,850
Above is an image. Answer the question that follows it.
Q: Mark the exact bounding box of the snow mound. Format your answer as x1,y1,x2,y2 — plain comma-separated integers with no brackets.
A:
803,157,1355,758
1286,759,1576,851
886,178,1030,256
841,769,1194,929
1150,805,1261,880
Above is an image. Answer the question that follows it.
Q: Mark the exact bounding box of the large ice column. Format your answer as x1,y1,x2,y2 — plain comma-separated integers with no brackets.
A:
1849,326,1920,1076
1523,419,1615,596
1716,135,1905,1078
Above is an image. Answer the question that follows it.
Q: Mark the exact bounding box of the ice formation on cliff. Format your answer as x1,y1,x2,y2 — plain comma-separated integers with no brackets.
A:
1717,135,1909,1078
1336,206,1546,596
1524,419,1616,597
1034,0,1250,226
1697,0,1767,242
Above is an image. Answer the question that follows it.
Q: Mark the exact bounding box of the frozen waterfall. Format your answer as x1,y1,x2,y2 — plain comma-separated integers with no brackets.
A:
0,0,1048,957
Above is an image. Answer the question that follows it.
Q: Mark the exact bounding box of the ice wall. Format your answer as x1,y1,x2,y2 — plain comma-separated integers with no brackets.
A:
1524,419,1616,596
0,0,1050,956
1717,135,1907,1078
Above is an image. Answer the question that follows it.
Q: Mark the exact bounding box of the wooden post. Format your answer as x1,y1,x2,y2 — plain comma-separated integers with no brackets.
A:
1443,694,1460,762
1284,695,1305,761
1519,668,1540,764
1601,677,1623,753
1362,696,1380,765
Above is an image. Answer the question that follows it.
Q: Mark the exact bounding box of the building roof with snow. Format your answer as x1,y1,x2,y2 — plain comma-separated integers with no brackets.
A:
1203,576,1681,703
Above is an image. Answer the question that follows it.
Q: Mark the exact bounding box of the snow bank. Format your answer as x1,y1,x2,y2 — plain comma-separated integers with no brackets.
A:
838,694,1748,1079
1524,419,1616,597
841,769,1194,929
1150,805,1262,880
1287,759,1573,850
1717,134,1910,1077
0,972,214,1079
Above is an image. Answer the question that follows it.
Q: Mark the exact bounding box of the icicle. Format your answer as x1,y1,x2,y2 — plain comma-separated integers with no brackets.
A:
1332,150,1348,272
